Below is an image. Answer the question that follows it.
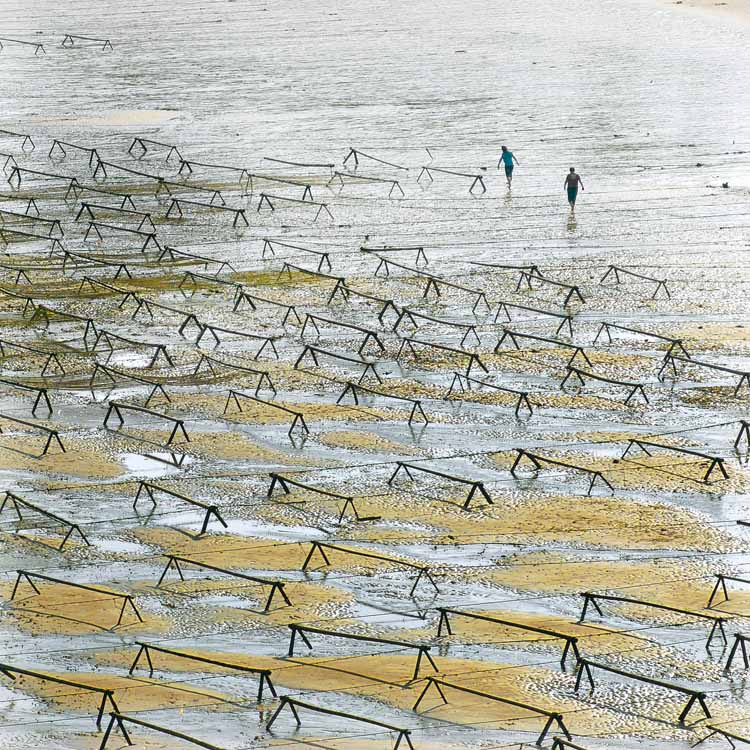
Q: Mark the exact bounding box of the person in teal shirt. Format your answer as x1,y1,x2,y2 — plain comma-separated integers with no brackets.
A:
564,167,584,210
499,145,519,187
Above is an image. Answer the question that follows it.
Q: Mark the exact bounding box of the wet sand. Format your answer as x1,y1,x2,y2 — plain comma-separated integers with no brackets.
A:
0,0,749,749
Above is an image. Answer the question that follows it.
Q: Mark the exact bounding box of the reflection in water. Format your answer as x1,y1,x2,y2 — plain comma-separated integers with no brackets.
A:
567,212,578,232
503,189,513,209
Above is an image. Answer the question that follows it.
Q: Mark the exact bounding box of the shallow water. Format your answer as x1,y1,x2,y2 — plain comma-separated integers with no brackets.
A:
1,1,750,749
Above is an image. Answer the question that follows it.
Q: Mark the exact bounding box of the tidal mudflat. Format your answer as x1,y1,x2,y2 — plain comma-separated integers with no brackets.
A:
0,1,749,749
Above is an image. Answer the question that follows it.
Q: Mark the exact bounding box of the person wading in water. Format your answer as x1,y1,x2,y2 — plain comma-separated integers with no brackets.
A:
499,145,520,188
564,167,584,210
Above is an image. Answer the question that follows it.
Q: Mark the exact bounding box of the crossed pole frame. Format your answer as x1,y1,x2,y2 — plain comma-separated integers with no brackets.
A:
561,365,649,406
336,380,429,426
622,438,727,482
436,608,580,671
11,570,142,628
692,724,750,748
394,307,480,349
155,554,291,612
262,238,331,272
0,413,65,455
89,363,170,408
295,344,382,385
659,353,750,397
192,354,276,397
388,461,493,510
600,265,671,299
0,491,89,551
496,328,591,368
129,641,276,703
49,139,101,167
302,541,440,597
413,677,571,746
166,197,249,228
0,129,34,151
574,657,710,724
287,623,437,682
103,401,190,448
0,663,119,727
267,472,380,524
267,696,415,750
397,336,488,378
510,449,613,496
0,376,53,415
61,34,113,51
134,481,227,535
223,390,309,441
417,165,487,194
0,38,45,55
445,372,534,418
494,299,574,337
579,592,727,649
515,269,586,306
302,312,385,356
127,138,183,163
99,712,225,750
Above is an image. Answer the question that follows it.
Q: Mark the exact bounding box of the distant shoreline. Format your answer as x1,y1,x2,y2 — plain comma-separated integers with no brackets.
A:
668,0,750,23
